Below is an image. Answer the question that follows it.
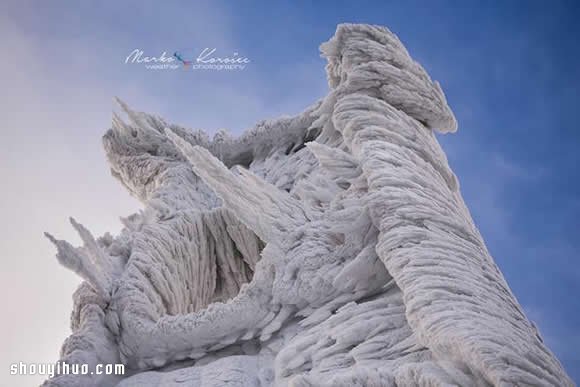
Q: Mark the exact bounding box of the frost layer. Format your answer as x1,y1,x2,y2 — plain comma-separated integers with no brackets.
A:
43,24,572,387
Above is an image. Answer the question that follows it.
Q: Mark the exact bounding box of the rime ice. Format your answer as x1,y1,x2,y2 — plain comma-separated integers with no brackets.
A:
43,24,572,387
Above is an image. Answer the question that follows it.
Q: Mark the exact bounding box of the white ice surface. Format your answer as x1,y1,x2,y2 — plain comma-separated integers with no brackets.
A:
43,24,573,387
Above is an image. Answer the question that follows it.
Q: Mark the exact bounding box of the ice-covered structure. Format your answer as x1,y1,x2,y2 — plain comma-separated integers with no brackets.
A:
43,24,573,386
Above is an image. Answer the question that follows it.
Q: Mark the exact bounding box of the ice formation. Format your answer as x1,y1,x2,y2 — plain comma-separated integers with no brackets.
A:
43,24,573,386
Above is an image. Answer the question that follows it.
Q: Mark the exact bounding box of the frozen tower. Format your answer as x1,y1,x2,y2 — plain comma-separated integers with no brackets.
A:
44,24,572,386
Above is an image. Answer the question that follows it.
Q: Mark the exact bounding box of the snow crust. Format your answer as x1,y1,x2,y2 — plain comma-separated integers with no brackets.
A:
43,24,573,386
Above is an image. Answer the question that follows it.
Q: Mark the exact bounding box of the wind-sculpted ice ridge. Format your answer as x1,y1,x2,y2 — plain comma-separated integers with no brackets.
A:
43,24,573,386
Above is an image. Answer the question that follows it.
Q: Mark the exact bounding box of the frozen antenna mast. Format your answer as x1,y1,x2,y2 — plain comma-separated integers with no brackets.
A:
44,24,572,386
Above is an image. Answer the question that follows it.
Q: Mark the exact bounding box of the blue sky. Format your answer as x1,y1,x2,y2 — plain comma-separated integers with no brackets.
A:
1,1,579,384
